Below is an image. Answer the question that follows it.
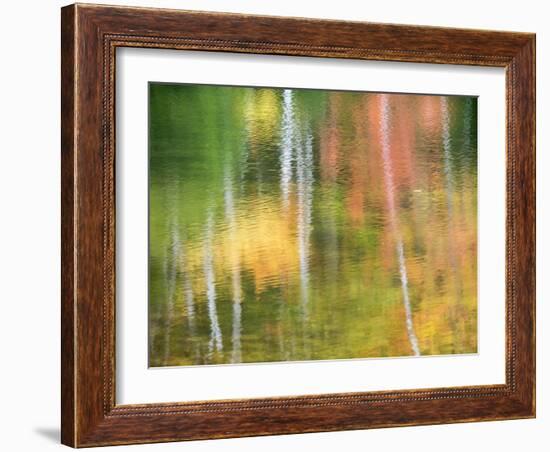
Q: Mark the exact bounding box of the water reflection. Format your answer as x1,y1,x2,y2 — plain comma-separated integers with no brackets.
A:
224,166,243,363
148,83,478,366
203,210,223,357
280,89,294,209
296,130,314,318
379,94,420,356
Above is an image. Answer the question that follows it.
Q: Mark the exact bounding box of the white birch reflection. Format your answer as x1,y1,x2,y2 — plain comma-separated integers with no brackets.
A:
441,97,455,214
379,94,421,357
280,89,294,208
203,210,223,356
441,97,466,350
296,128,314,317
162,220,179,365
224,166,243,363
178,231,196,335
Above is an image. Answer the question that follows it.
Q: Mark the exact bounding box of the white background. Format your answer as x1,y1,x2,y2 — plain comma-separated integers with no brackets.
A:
117,49,506,404
0,0,546,451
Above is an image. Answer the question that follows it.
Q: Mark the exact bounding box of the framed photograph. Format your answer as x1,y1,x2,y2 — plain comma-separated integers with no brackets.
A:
61,3,535,447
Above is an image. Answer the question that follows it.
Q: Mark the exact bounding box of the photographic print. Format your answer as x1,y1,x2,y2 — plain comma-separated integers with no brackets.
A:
148,83,478,367
61,6,536,444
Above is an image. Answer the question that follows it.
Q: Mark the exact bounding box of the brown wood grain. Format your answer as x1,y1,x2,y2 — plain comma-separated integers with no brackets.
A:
61,5,76,447
61,3,536,447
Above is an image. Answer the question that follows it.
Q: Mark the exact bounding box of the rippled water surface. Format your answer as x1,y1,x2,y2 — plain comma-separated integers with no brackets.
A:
148,83,478,367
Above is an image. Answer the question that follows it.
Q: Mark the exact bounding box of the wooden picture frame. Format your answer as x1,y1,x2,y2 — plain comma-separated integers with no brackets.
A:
61,3,535,447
